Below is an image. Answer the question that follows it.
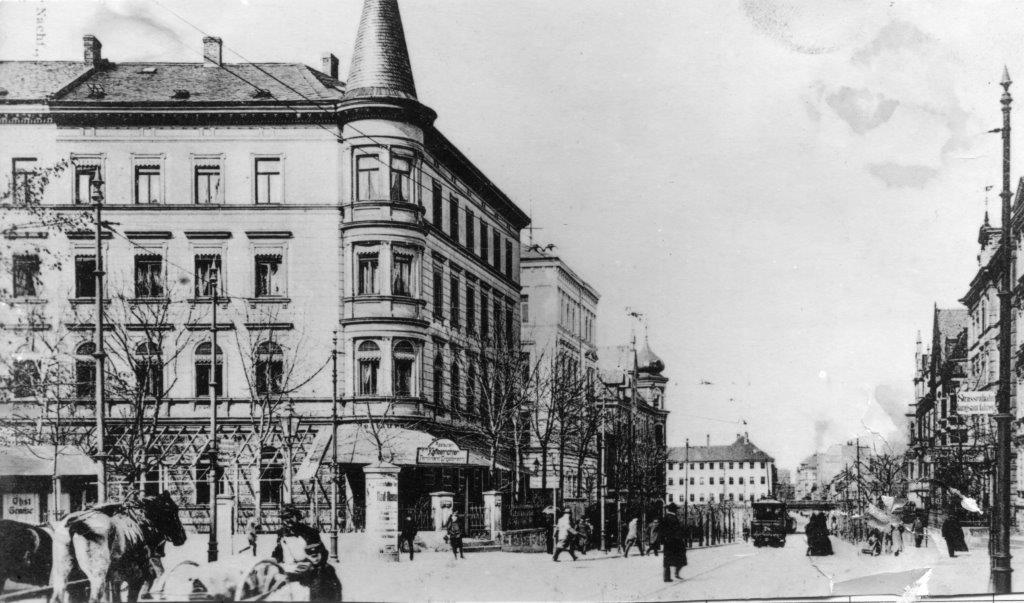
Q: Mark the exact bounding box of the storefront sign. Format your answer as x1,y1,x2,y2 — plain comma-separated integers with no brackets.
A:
3,493,39,523
295,427,333,481
416,439,468,465
958,391,996,415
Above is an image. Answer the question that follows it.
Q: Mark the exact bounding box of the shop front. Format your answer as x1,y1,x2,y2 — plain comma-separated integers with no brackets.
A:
0,446,99,524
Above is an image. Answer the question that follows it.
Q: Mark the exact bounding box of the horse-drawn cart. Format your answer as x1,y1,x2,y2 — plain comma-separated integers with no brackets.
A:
145,558,306,601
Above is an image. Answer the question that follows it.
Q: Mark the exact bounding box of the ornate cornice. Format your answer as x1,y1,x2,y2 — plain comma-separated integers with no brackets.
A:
0,113,54,125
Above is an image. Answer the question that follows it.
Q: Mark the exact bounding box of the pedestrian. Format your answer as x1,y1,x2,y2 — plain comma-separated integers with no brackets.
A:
647,517,661,556
577,518,593,554
884,527,893,554
941,513,967,558
399,514,418,561
893,523,905,556
272,505,341,602
553,511,578,562
242,514,260,557
624,515,645,557
444,511,465,559
912,515,924,548
661,503,687,582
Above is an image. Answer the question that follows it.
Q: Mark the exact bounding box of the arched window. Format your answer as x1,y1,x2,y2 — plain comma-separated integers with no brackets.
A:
75,342,96,399
392,340,415,396
356,341,380,396
260,445,283,505
255,341,283,396
433,352,444,412
135,341,163,397
195,341,223,397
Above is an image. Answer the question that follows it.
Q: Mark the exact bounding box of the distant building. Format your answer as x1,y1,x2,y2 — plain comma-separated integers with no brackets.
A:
775,468,794,501
665,435,774,505
794,457,818,501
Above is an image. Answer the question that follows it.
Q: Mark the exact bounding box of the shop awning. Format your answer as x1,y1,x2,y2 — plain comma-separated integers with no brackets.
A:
0,446,99,477
295,424,507,480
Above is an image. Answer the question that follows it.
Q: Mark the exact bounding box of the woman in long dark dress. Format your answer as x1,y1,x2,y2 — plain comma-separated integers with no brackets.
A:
661,504,688,582
806,512,834,556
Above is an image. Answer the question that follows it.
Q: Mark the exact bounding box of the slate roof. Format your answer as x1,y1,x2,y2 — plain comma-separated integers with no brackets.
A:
54,62,344,105
0,61,90,102
935,308,969,342
667,436,774,463
345,0,417,101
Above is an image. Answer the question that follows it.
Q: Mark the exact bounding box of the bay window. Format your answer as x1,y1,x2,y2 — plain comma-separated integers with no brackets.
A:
357,340,380,396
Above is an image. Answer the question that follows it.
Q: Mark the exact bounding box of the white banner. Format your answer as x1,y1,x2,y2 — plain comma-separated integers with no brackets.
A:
958,391,996,415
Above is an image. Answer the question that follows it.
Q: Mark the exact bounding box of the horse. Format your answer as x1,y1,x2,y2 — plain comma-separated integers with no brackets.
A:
0,520,89,599
50,491,187,603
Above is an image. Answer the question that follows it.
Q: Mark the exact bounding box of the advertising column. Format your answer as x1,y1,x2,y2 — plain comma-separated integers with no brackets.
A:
364,461,400,561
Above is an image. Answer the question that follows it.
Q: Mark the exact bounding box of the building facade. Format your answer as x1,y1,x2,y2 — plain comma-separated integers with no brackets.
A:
665,435,775,505
0,0,529,527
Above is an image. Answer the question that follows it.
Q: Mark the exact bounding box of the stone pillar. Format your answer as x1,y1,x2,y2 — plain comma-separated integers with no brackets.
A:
482,490,502,538
431,491,455,532
364,462,400,561
215,494,234,557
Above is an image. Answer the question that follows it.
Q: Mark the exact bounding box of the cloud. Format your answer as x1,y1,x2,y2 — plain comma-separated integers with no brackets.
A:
852,20,933,65
825,87,900,134
867,163,939,188
86,5,189,61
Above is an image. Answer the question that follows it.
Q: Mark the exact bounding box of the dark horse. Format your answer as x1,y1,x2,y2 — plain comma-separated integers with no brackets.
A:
50,492,187,603
0,520,88,598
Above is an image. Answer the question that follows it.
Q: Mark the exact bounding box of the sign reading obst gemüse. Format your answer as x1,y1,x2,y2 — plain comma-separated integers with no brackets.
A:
416,438,469,465
958,390,997,415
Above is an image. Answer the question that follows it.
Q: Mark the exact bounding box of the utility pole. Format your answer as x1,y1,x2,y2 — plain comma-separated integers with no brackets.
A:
993,66,1014,594
855,438,862,517
207,269,219,563
91,176,108,502
684,439,690,545
330,330,339,562
598,402,606,551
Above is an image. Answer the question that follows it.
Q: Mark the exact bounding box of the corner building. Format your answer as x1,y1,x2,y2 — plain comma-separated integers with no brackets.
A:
0,0,528,528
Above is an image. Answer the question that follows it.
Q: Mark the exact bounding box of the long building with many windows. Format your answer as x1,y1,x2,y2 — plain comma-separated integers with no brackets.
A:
665,436,775,506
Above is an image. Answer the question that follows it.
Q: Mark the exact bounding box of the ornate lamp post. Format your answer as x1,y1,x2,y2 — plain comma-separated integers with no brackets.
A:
90,176,108,502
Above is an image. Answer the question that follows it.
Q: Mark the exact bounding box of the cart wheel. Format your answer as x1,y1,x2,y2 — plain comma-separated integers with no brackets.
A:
235,560,290,601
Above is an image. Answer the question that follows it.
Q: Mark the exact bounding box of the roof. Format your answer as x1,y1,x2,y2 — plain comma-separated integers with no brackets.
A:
345,0,417,101
0,61,90,102
53,62,344,105
667,436,774,463
599,342,665,377
935,308,968,342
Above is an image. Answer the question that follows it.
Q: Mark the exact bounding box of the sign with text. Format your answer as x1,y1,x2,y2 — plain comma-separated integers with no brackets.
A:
958,391,996,415
295,427,332,481
3,493,39,523
416,438,469,465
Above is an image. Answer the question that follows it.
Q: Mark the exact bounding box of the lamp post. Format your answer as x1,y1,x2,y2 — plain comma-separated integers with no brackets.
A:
90,176,108,502
990,66,1015,594
207,269,219,563
330,331,339,561
281,403,300,504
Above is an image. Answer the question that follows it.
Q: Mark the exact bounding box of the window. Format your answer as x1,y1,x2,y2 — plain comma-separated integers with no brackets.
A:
492,232,501,268
760,462,766,469
450,275,460,329
254,158,282,204
739,477,744,485
356,154,382,201
719,493,724,502
393,341,415,396
668,494,673,502
739,493,745,501
194,254,222,298
75,256,96,298
699,463,704,470
255,341,284,395
493,298,502,339
392,252,412,296
466,284,476,334
699,496,704,502
433,352,444,410
719,462,724,469
689,477,694,485
260,446,283,505
390,155,412,202
729,493,734,501
480,221,489,260
432,179,442,226
143,453,161,497
761,476,766,484
194,164,221,204
667,462,674,471
504,240,513,277
12,158,37,205
134,255,164,298
690,494,695,502
357,341,380,396
466,210,475,251
450,360,460,411
358,253,379,295
11,359,39,398
466,360,476,414
195,455,224,505
449,197,459,239
195,341,223,397
433,270,444,320
135,164,162,204
729,462,734,470
255,254,283,298
667,478,673,486
135,341,163,397
75,342,96,398
481,290,490,337
74,164,98,205
690,463,695,471
12,254,40,298
505,303,514,343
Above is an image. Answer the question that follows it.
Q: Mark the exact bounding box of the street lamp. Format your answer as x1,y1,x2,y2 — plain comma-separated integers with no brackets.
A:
280,403,300,504
90,175,108,503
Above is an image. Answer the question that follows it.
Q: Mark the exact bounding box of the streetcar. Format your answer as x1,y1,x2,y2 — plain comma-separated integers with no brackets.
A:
750,499,788,548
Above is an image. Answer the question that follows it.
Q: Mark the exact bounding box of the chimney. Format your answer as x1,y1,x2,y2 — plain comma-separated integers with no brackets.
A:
322,53,339,79
706,434,710,448
83,35,102,66
203,36,222,66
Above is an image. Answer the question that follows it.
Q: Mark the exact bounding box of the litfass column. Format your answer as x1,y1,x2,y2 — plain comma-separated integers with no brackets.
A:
364,461,401,561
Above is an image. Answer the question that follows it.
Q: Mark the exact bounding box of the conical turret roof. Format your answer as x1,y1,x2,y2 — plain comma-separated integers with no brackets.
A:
345,0,418,101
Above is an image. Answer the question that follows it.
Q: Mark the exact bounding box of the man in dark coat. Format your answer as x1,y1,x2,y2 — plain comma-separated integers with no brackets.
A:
399,515,418,561
941,513,967,558
661,503,687,582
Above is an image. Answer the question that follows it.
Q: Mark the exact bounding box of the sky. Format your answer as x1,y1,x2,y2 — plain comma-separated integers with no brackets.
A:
2,0,1021,469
